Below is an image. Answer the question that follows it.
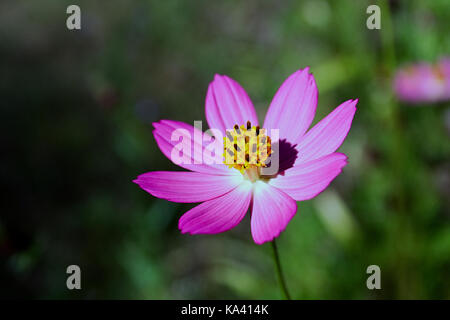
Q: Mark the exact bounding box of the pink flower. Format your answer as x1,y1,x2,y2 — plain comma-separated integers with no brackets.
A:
394,58,450,104
134,68,357,244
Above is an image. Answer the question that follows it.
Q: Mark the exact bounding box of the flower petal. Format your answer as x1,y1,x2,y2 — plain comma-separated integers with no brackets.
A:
269,153,348,201
153,120,233,175
295,99,357,164
251,181,297,245
205,74,259,133
133,171,244,203
179,181,253,234
263,68,318,143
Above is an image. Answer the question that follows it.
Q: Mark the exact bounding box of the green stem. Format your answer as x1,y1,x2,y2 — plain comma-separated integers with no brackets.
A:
270,239,291,300
379,0,413,297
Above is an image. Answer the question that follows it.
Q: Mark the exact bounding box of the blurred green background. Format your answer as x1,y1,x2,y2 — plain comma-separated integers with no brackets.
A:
1,0,449,299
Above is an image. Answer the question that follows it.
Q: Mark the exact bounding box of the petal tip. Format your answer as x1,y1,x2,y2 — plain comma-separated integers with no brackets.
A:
178,218,187,232
252,229,284,245
213,73,225,81
152,119,173,129
253,238,268,245
151,121,160,129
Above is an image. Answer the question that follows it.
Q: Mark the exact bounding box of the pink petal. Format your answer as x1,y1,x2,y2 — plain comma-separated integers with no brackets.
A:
251,181,297,245
295,99,357,164
179,181,253,234
269,153,348,201
263,68,318,143
153,120,232,175
205,74,259,133
133,171,244,203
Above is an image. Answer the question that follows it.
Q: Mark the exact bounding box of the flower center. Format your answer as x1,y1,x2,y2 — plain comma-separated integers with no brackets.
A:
223,121,272,181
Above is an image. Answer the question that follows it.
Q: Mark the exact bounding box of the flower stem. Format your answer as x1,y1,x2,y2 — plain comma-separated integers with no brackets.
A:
270,239,291,300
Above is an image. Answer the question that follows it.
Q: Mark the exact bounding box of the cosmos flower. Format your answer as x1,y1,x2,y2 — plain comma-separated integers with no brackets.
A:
394,58,450,104
134,68,357,244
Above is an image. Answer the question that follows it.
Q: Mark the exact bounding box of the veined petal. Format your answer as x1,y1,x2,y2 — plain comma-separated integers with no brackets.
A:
153,120,234,175
263,68,318,143
179,181,253,234
270,153,347,201
295,99,357,164
205,74,259,133
133,171,244,203
251,181,297,245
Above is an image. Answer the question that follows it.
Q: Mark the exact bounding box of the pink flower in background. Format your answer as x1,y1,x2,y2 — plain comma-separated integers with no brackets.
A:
394,58,450,104
134,68,357,244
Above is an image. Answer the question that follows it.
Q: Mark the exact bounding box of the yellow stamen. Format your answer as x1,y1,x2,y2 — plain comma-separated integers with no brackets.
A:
223,121,272,177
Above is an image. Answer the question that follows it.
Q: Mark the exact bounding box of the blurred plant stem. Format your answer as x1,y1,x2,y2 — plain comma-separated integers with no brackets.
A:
270,240,291,300
380,0,396,72
379,0,416,298
380,0,406,206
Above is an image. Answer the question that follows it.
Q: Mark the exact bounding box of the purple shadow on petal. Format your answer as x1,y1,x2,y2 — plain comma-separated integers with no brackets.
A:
261,139,298,178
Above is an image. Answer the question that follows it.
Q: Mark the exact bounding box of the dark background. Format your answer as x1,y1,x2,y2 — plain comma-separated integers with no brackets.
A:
0,0,449,299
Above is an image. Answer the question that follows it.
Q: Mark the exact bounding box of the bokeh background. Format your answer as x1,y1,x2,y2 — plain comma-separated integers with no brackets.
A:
1,0,449,299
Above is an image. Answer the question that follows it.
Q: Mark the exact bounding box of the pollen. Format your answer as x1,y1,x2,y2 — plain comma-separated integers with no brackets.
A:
223,121,272,175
